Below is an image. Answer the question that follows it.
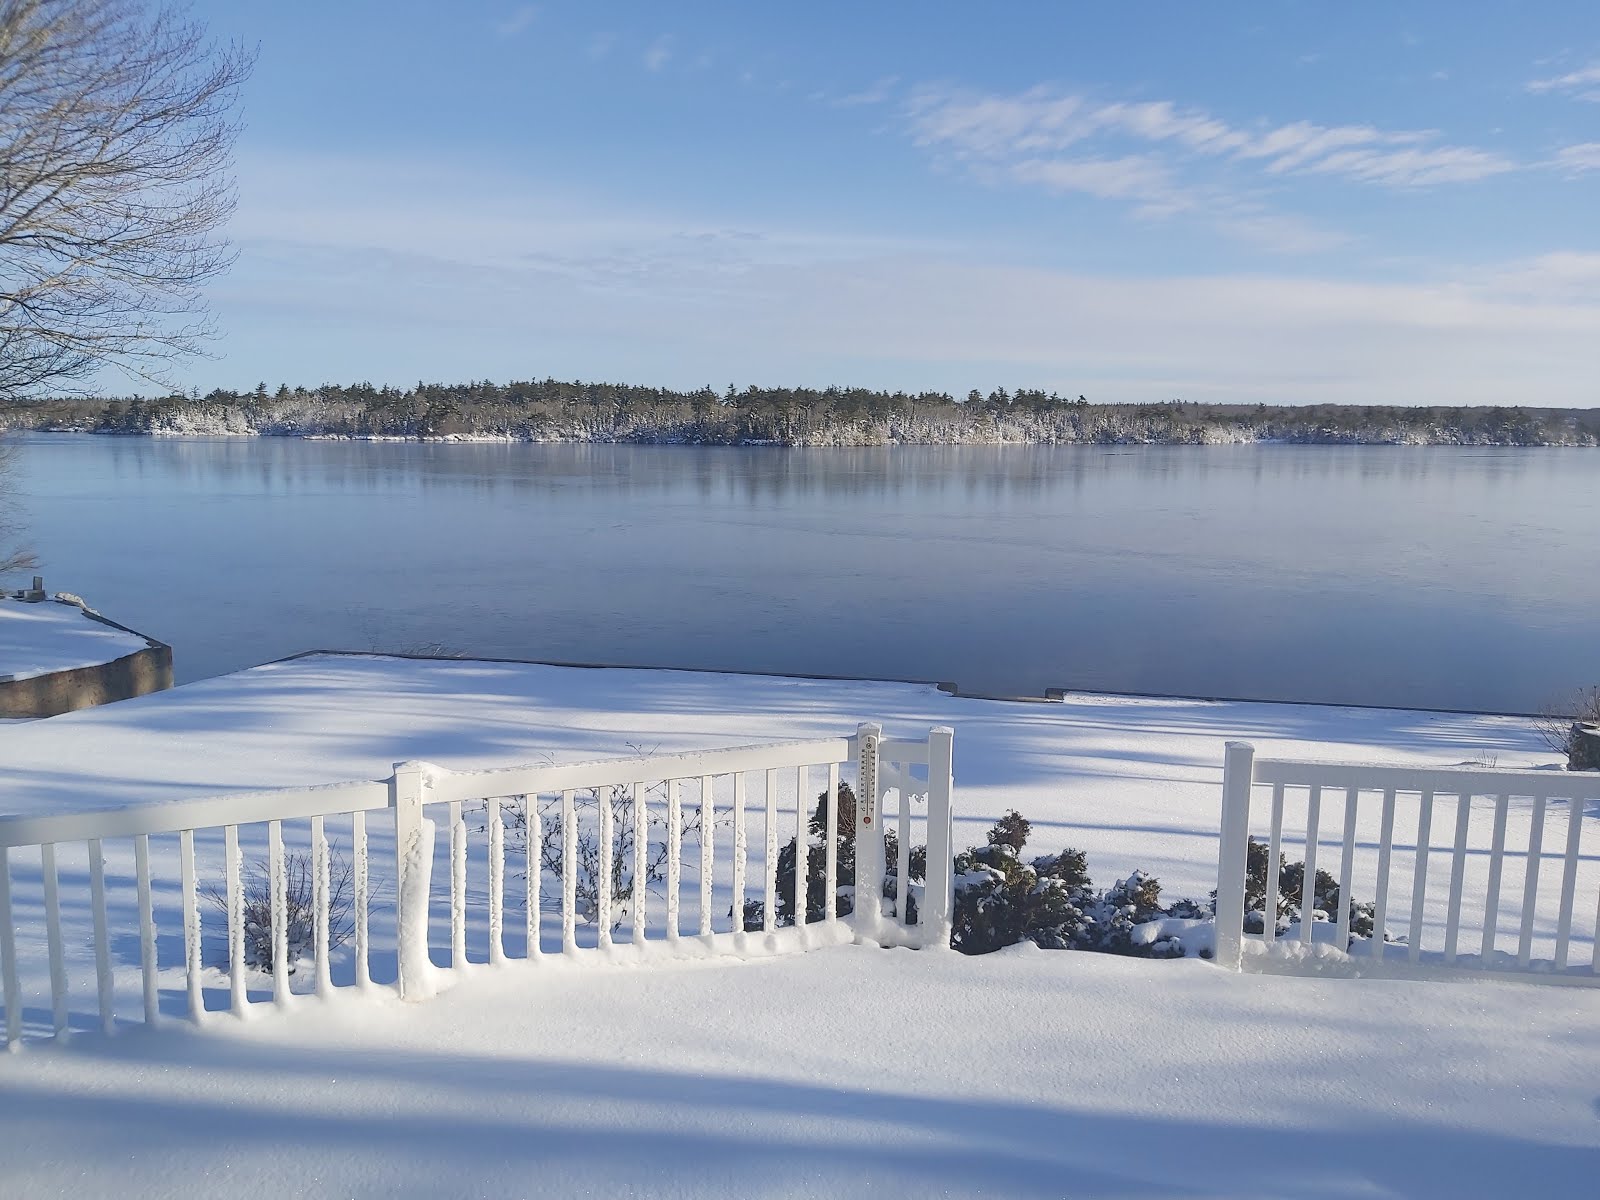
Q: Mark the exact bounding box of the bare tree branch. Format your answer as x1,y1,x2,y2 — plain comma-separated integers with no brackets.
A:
0,1,249,570
0,0,253,399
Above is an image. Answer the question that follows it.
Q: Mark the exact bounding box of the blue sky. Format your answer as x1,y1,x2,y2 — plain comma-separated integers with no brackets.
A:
161,1,1600,406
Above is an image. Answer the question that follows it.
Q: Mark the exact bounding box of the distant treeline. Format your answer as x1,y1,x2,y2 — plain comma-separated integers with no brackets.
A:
2,379,1597,446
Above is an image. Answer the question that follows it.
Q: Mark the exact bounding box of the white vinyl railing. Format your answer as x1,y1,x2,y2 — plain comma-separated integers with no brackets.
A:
1214,742,1600,983
854,723,955,948
0,723,956,1048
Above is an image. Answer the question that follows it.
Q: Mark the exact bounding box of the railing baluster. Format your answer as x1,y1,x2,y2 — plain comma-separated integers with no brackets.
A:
794,765,810,933
449,800,466,969
1408,791,1434,964
1370,789,1396,960
488,798,505,965
732,773,748,935
596,787,613,950
1480,793,1510,966
763,770,778,935
1553,795,1584,970
895,766,910,927
1263,783,1284,945
41,843,68,1039
1299,785,1322,946
561,788,578,954
1443,792,1472,964
1592,883,1600,975
699,775,714,937
225,824,246,1013
1517,795,1547,969
824,763,840,924
666,780,681,941
88,838,113,1033
268,820,288,1005
1335,788,1359,948
0,847,17,1048
135,833,159,1024
527,796,542,959
352,811,370,988
180,829,203,1021
311,815,331,998
630,783,646,947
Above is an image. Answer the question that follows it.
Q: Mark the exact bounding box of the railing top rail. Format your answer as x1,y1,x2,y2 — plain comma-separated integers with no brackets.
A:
1252,756,1600,799
425,736,857,804
876,738,931,765
0,732,885,850
0,778,392,850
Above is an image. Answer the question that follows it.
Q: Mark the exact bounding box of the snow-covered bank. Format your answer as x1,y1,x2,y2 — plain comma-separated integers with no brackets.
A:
0,595,152,681
2,945,1596,1199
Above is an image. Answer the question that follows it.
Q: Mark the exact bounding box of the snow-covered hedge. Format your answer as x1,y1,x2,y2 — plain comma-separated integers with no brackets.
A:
746,795,1215,958
750,797,1380,961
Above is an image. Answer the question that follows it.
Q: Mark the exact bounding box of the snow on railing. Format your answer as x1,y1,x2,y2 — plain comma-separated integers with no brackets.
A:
0,723,956,1048
1214,742,1600,983
853,723,955,948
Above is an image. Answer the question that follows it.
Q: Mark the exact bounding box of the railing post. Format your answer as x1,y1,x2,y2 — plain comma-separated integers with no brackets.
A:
853,723,884,946
922,726,955,949
1214,741,1256,971
392,761,438,1001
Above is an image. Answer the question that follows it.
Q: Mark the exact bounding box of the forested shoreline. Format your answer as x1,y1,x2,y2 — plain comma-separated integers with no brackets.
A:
3,379,1597,446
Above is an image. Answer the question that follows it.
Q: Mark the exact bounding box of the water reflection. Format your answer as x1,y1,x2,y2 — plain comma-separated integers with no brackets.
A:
11,435,1597,712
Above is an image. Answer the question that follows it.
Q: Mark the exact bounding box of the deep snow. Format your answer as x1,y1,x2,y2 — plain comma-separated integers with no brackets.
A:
2,945,1598,1198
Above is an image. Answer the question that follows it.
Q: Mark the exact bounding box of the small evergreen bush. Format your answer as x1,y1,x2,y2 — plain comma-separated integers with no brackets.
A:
746,782,924,930
1230,836,1376,943
950,813,1188,958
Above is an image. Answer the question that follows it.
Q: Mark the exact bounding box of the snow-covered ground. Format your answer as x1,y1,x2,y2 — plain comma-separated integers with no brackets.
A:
0,652,1553,899
3,944,1597,1198
3,654,1595,1197
0,595,152,680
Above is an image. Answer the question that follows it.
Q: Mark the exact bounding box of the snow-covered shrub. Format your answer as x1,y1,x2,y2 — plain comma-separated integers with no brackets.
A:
950,825,1094,954
202,848,354,974
949,816,1188,958
987,809,1031,853
1230,837,1376,944
745,783,926,930
1075,871,1185,958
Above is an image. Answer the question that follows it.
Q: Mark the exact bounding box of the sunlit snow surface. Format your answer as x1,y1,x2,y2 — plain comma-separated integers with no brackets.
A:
3,946,1598,1198
2,655,1594,1198
0,597,150,680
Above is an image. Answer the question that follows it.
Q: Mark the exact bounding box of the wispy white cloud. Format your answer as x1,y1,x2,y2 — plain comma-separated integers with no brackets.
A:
1480,251,1600,299
1002,154,1176,201
587,31,615,60
896,85,1517,253
1294,143,1513,187
493,4,538,38
1553,142,1600,173
907,86,1515,189
643,35,674,72
1527,61,1600,100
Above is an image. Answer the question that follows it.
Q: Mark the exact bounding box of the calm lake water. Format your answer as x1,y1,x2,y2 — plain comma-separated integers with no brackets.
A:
9,434,1598,712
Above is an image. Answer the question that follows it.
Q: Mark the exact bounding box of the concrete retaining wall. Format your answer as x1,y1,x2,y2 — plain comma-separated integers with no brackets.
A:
0,613,173,718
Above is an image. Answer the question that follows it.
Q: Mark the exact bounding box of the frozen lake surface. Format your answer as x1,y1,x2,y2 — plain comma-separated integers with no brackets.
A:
10,435,1598,711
